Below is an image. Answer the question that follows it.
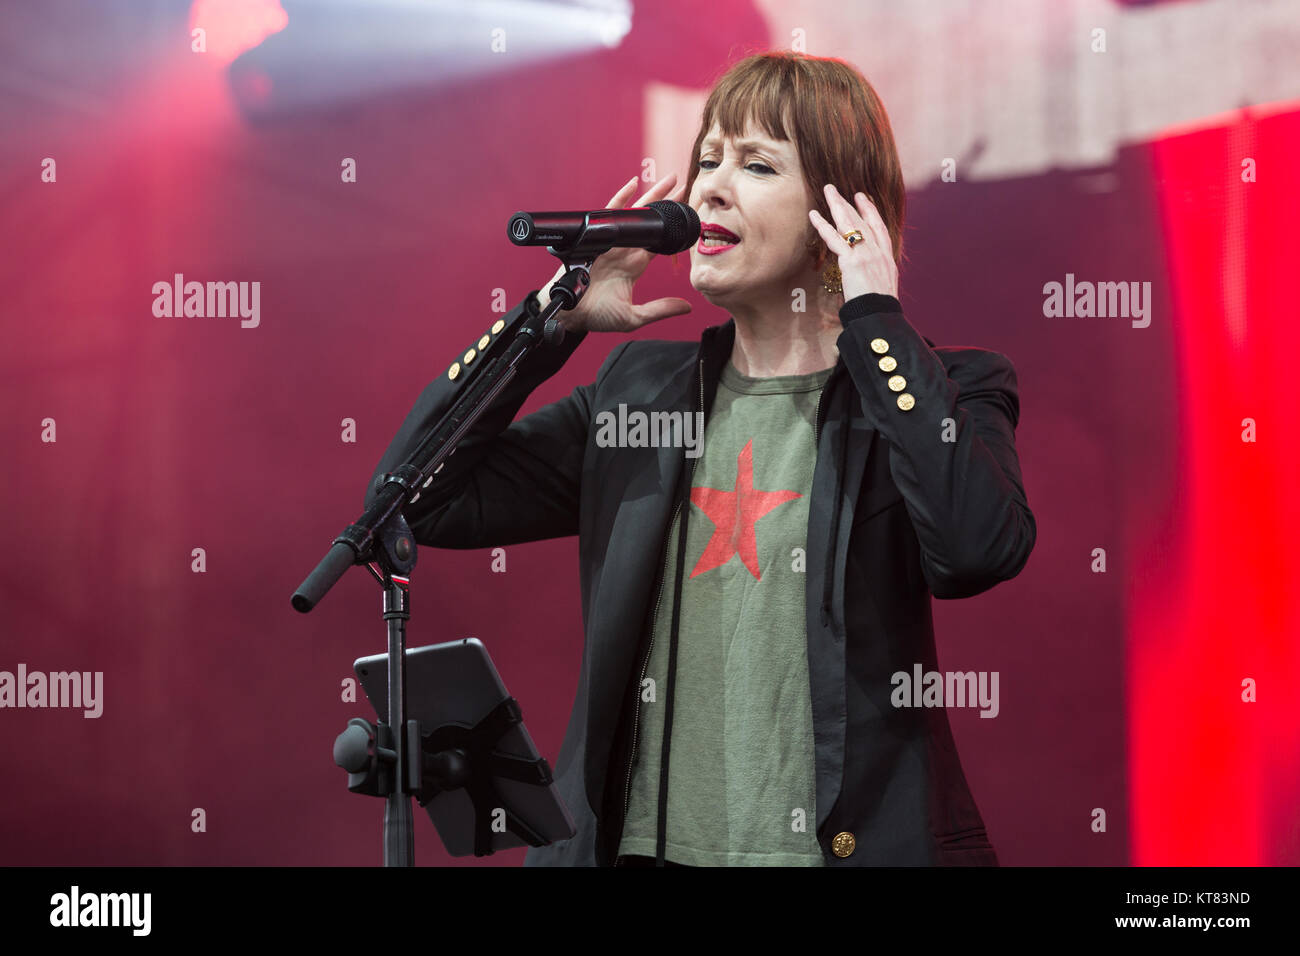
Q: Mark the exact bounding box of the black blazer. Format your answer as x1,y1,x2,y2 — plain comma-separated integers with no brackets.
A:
365,290,1036,866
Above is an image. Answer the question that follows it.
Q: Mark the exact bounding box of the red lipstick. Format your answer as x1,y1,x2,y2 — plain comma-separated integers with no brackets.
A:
698,222,740,255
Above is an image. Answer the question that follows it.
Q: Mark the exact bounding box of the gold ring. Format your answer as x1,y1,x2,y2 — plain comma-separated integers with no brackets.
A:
842,230,865,247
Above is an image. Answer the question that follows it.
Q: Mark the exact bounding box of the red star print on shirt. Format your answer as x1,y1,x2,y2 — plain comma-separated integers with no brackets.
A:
688,439,802,580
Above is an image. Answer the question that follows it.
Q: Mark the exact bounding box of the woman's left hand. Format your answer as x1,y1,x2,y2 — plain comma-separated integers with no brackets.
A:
808,184,898,300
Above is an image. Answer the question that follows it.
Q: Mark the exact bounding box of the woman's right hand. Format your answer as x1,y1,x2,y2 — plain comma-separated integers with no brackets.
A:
538,173,694,334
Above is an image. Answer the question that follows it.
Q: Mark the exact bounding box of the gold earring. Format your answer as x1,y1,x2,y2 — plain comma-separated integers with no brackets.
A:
821,261,842,295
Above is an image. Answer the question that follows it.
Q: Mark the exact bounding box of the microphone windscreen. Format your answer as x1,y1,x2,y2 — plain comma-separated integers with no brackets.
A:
646,200,701,255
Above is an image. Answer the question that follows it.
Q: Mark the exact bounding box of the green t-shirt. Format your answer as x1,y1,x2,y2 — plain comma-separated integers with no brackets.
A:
616,358,833,866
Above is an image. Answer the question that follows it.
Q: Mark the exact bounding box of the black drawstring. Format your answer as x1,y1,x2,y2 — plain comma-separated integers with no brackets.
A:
820,374,847,634
655,358,702,867
654,475,689,867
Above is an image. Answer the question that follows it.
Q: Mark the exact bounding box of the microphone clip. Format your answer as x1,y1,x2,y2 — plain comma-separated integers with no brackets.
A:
536,258,593,345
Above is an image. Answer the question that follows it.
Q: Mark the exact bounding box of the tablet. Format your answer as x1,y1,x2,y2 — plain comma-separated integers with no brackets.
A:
354,638,576,857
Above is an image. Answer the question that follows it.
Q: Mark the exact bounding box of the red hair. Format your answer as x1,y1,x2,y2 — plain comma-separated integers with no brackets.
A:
681,50,906,271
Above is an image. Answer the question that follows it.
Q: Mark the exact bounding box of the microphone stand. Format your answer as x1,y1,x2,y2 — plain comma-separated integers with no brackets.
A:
291,254,596,866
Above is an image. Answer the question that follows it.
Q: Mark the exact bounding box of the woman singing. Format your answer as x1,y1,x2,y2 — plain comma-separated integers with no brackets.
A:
366,50,1035,867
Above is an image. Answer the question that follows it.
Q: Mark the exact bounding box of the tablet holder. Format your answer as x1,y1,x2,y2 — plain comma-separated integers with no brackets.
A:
333,693,552,856
291,253,595,865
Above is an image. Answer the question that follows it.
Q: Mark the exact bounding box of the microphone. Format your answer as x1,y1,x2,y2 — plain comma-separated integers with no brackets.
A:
508,200,700,256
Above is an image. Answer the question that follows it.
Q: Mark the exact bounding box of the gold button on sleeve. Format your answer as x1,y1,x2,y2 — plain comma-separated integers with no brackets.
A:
887,375,906,392
870,338,890,354
878,356,897,373
448,362,461,381
491,319,505,335
897,393,915,411
463,347,476,364
478,334,490,350
831,832,856,857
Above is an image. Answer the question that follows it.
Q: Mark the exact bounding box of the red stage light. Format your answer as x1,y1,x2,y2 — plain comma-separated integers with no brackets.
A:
188,0,288,67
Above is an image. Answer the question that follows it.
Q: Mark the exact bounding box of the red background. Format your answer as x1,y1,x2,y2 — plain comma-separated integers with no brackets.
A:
2,0,1296,865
